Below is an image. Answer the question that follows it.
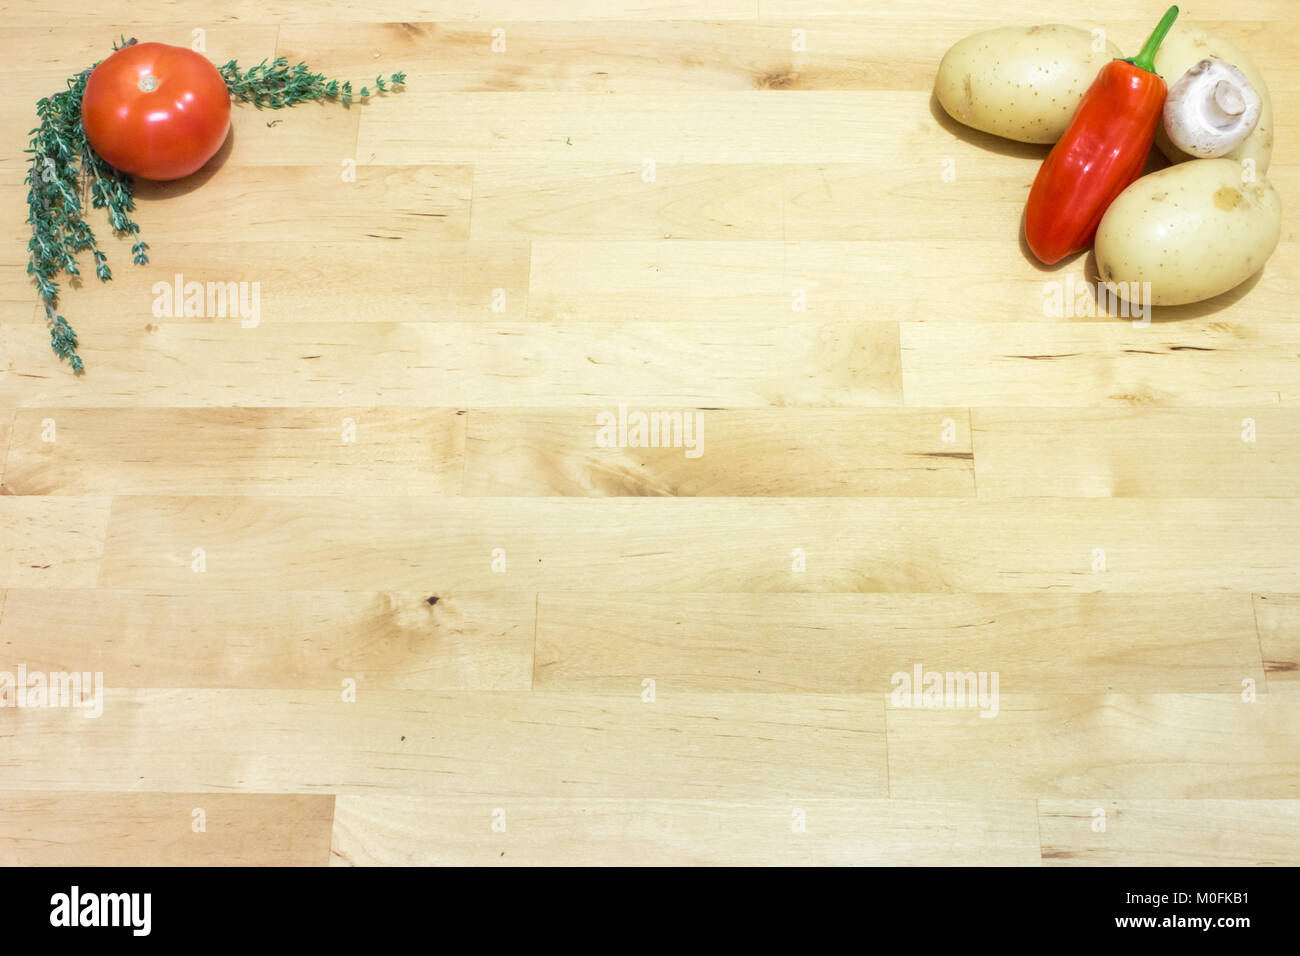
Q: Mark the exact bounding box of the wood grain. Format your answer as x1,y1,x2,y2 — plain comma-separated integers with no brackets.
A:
2,407,466,495
0,407,13,482
972,408,1300,497
0,1,763,25
47,242,532,325
0,496,111,587
331,795,1041,866
0,322,902,408
534,592,1263,694
463,408,973,496
0,689,889,799
2,0,1297,866
527,240,1300,325
901,322,1300,407
0,590,535,690
94,497,1300,593
1253,593,1300,690
1037,800,1300,866
887,694,1300,799
360,92,1019,165
0,793,335,866
129,165,472,243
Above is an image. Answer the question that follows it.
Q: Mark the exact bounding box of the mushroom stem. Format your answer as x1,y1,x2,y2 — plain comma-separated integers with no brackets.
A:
1211,80,1244,120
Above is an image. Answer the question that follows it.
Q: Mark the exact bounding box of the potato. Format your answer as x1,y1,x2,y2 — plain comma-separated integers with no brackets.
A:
1095,159,1282,306
935,25,1121,143
1154,24,1273,173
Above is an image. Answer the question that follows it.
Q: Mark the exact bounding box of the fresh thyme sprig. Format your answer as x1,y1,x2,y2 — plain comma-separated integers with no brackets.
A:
219,57,407,109
25,41,406,373
25,69,143,373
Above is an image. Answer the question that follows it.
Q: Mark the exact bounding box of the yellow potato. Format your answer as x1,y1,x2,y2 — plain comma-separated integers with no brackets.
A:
1095,159,1282,307
1154,24,1273,173
935,25,1121,143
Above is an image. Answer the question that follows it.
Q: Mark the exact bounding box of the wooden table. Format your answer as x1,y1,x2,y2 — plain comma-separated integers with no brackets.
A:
1,0,1297,866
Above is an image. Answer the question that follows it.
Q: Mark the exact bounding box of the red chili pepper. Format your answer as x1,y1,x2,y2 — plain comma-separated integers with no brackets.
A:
1025,6,1179,265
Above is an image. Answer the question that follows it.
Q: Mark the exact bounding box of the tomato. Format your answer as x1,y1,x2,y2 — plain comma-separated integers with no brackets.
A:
81,42,231,181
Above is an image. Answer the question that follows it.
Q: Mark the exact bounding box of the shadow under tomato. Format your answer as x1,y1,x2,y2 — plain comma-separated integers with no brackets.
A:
129,123,235,200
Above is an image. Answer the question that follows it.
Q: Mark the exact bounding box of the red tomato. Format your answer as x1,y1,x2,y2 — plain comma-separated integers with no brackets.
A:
81,42,231,181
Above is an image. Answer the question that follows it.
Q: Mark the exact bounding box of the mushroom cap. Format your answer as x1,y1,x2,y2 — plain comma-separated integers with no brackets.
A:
1163,58,1262,159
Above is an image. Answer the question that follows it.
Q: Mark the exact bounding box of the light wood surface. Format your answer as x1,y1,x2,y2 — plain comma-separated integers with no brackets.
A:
1,0,1298,866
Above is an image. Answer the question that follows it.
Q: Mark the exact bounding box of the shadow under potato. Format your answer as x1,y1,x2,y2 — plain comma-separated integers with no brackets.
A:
1008,123,1174,273
932,89,1257,321
927,90,1049,161
1080,250,1265,323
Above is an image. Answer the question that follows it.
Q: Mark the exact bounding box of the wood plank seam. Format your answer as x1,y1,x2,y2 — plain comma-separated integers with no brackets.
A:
0,407,15,488
531,590,540,691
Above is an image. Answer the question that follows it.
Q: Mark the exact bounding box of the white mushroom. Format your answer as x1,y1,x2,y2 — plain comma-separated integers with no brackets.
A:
1163,58,1261,158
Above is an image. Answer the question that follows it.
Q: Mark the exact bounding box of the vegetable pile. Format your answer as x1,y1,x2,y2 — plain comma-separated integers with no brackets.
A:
26,37,405,372
935,5,1282,308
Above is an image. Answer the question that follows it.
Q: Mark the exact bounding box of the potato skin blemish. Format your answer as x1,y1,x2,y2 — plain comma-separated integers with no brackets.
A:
1213,186,1242,210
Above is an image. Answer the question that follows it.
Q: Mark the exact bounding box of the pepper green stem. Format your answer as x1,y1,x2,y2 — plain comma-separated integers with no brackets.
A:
1125,5,1179,74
